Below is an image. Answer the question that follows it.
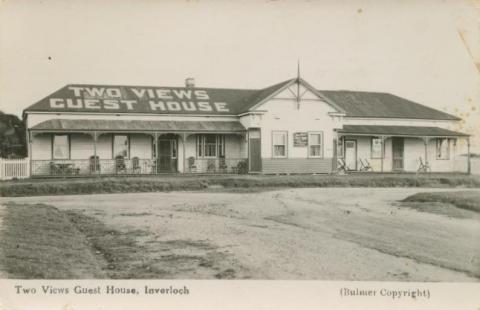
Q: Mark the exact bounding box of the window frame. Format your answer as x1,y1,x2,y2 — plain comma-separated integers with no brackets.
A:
436,138,450,160
113,134,130,159
52,134,70,160
272,131,288,158
370,137,384,159
307,131,323,158
196,134,225,158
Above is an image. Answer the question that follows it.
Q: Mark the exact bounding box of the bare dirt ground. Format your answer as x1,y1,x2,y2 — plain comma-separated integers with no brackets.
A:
1,188,479,281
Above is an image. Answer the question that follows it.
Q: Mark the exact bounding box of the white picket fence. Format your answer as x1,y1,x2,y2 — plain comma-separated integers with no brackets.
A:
0,158,30,180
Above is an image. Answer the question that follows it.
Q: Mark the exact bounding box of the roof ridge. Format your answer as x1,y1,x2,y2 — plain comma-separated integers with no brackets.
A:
66,83,261,92
319,89,390,94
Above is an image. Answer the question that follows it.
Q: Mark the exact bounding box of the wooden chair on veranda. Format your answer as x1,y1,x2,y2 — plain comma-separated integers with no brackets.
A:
337,158,349,174
132,157,141,174
89,155,100,173
417,157,431,173
115,155,127,174
359,159,373,172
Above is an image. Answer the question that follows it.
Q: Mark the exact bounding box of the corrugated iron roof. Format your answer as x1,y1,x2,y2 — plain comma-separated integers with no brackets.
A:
24,79,460,121
338,125,469,137
320,90,459,120
31,119,246,132
26,84,260,115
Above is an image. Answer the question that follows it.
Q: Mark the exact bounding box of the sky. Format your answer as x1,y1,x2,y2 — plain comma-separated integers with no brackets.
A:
1,0,479,148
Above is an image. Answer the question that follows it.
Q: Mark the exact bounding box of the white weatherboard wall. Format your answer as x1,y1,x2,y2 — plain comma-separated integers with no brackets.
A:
404,138,457,172
256,87,342,159
70,134,94,160
130,134,152,159
342,136,461,172
341,136,391,171
31,133,155,161
31,134,51,160
247,84,343,173
225,135,246,158
96,134,113,160
341,116,464,172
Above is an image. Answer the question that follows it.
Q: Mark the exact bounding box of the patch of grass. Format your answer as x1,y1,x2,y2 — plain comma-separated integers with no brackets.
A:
118,212,152,217
398,201,480,220
0,202,246,279
1,174,479,197
215,268,236,279
402,191,480,213
65,211,241,279
0,203,105,278
64,210,166,279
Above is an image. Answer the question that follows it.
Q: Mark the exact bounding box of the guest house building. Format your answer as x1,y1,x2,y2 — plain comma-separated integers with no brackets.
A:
23,76,472,177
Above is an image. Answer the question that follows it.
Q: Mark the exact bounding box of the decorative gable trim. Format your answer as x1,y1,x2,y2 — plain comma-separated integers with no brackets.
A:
248,78,346,114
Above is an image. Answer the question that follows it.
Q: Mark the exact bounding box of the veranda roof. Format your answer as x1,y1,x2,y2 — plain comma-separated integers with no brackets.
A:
31,119,246,133
338,125,469,137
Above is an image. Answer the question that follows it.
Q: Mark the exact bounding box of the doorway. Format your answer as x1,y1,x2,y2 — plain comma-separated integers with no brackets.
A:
157,138,177,173
392,137,404,171
248,129,261,172
344,139,357,171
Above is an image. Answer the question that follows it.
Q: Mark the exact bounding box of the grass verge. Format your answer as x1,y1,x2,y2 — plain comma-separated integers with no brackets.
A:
64,210,169,279
401,191,480,213
1,173,480,197
0,203,105,278
0,203,244,279
0,202,172,279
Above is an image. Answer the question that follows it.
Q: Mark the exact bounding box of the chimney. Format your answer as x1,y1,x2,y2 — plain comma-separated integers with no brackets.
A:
185,77,195,88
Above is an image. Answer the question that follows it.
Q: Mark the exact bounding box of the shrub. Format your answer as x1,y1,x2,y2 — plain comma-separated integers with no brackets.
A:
237,160,248,174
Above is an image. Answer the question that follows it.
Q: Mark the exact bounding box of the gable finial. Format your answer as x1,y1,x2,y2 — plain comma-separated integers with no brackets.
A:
297,59,301,82
296,59,301,109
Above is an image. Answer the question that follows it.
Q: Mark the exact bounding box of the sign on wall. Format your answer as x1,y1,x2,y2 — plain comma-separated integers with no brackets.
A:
293,132,308,147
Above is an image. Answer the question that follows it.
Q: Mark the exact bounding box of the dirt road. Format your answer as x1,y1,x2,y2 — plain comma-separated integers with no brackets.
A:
2,188,479,281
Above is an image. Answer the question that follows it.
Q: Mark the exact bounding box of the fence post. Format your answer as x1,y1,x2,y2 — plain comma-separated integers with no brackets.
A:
0,158,3,180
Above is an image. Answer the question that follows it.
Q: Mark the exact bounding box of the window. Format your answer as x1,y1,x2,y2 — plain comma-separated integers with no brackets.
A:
272,131,287,158
204,135,217,157
113,135,129,158
196,135,225,158
371,137,383,159
308,132,323,157
53,135,69,159
436,138,450,160
337,137,344,158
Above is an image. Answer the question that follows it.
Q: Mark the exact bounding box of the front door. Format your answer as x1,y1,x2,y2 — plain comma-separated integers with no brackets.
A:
248,129,261,172
344,140,357,171
392,137,404,171
158,139,177,173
